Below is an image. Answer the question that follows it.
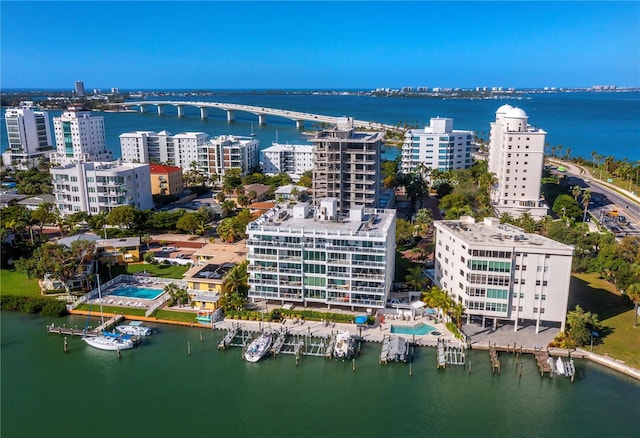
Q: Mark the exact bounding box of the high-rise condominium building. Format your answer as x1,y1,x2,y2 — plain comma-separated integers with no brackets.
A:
261,143,314,181
74,81,85,97
119,130,209,171
52,105,113,165
2,103,54,170
488,105,548,219
198,135,260,180
246,198,396,309
434,216,573,332
401,117,475,175
312,117,383,214
51,161,152,215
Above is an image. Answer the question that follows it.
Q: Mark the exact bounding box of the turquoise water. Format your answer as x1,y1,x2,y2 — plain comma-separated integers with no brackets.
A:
391,322,436,335
2,311,639,437
108,284,164,300
1,91,638,160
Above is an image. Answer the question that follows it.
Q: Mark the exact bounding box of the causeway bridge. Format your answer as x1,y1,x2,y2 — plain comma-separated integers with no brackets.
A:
109,100,401,132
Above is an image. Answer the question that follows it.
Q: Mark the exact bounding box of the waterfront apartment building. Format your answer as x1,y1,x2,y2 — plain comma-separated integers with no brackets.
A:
261,143,314,180
433,216,573,332
198,135,260,180
488,105,548,218
149,163,184,196
246,198,396,310
119,130,209,172
312,117,383,214
50,160,153,215
52,105,113,165
2,103,54,170
401,117,475,175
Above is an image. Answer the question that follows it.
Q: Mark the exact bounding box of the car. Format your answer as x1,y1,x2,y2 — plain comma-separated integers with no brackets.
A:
161,246,176,252
176,254,189,259
389,298,401,306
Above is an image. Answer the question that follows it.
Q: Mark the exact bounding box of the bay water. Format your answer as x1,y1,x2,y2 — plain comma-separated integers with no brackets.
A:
2,311,639,437
1,91,639,161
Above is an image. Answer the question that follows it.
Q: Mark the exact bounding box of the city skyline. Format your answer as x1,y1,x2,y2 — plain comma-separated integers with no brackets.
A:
1,1,639,90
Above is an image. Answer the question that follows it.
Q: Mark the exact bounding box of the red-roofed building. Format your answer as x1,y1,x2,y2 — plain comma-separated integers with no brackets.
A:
149,163,183,195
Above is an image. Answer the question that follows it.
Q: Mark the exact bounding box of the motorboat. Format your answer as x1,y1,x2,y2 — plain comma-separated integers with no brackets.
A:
333,330,353,360
83,331,136,351
245,332,272,363
115,321,153,336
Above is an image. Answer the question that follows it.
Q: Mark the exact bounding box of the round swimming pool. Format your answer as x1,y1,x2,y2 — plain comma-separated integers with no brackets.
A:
390,322,436,336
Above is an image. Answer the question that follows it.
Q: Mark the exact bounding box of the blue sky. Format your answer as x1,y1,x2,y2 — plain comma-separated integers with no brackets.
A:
2,1,639,89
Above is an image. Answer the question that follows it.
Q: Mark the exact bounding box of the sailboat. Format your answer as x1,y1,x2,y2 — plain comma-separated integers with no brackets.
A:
82,275,135,351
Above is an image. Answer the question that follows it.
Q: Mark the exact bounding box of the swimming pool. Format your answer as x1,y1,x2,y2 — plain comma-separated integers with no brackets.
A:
109,284,164,300
390,322,436,336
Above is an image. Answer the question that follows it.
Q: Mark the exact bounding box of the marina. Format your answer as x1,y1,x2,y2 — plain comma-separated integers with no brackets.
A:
3,311,640,438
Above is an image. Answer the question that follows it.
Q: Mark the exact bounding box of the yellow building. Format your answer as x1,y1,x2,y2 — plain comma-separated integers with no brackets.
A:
96,237,141,264
184,263,237,310
149,163,183,195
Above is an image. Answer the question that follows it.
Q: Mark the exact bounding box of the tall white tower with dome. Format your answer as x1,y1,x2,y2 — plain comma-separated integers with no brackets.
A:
488,105,548,219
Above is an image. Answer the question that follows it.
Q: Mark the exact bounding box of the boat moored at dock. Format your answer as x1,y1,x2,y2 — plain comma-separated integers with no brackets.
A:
245,332,272,362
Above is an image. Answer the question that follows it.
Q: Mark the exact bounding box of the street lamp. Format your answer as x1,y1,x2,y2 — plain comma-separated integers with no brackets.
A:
590,331,599,352
561,207,566,220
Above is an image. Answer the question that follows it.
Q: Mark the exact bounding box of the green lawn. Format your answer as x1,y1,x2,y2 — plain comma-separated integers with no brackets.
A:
569,272,639,369
153,309,198,323
76,303,147,317
0,269,42,297
100,263,188,280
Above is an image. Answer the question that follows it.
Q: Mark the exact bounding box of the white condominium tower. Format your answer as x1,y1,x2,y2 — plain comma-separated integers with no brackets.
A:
312,117,383,214
51,160,153,215
401,117,475,174
2,103,54,170
198,135,260,179
434,216,573,333
52,105,113,165
119,130,209,171
488,105,548,218
246,198,396,310
261,143,314,180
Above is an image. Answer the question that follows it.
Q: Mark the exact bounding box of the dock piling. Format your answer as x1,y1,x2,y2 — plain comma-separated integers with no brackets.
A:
64,337,68,353
187,341,191,356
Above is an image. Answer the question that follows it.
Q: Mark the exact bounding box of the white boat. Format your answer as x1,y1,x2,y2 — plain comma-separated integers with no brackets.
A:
333,331,353,360
82,275,136,351
115,321,153,336
245,332,272,363
83,331,135,351
556,357,566,376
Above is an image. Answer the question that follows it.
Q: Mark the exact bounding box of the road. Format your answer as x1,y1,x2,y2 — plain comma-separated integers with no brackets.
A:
548,159,640,237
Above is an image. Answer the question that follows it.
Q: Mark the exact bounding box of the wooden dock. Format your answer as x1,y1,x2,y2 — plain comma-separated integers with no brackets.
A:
47,315,125,337
533,349,552,376
380,335,410,364
489,345,501,374
436,338,446,368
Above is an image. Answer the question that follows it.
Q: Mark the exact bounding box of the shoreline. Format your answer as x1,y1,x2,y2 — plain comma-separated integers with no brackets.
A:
68,309,640,381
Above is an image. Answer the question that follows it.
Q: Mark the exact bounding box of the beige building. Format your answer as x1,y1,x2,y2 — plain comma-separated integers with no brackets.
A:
149,163,183,195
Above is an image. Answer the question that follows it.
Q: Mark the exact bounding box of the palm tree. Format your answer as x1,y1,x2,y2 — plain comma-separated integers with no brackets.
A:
556,145,563,160
450,302,466,330
499,212,515,224
404,265,427,292
581,189,591,223
216,218,241,243
224,260,249,297
591,150,598,168
565,147,571,161
626,283,640,327
413,208,433,238
550,146,556,158
518,212,538,233
571,185,582,201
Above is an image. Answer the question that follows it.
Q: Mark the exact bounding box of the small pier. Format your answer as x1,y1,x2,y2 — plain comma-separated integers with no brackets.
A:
271,330,288,357
436,338,446,368
534,349,552,376
489,345,502,374
324,332,337,359
218,324,253,350
445,343,465,366
47,315,125,337
380,335,410,364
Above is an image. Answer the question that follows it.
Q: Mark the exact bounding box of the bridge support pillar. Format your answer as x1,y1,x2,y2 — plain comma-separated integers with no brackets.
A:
157,104,164,115
295,120,304,129
258,114,267,125
200,107,208,119
227,110,235,122
139,105,145,113
177,105,184,117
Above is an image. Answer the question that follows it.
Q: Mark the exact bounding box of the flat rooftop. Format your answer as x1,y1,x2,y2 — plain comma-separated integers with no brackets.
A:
435,217,573,253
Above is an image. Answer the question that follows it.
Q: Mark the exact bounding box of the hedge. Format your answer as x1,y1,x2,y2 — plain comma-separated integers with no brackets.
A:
223,308,374,325
1,295,68,317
